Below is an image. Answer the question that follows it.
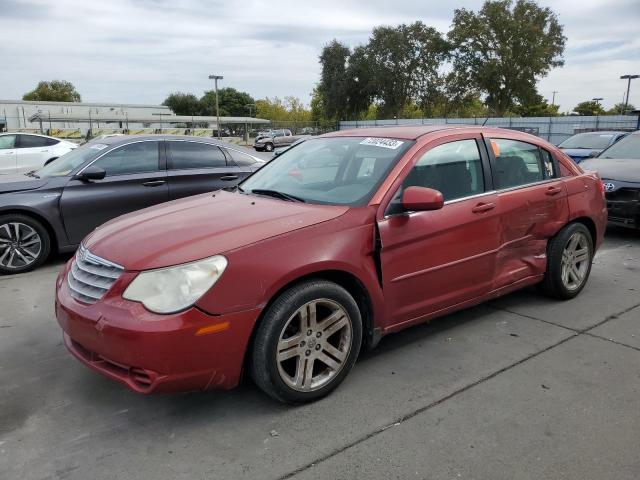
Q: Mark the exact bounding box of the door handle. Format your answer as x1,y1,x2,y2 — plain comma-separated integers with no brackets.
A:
472,202,496,213
220,175,239,181
142,180,166,187
545,186,562,196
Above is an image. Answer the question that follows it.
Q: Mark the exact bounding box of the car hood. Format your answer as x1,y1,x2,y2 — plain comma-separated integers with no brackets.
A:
579,158,640,183
84,190,349,270
0,174,49,193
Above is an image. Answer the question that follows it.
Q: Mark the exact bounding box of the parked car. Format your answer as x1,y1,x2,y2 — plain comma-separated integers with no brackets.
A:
55,126,606,403
580,131,640,229
273,137,307,158
254,129,309,152
558,131,628,163
0,132,77,175
0,135,263,274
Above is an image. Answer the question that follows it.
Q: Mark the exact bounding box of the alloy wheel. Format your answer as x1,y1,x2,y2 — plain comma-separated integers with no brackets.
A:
0,222,43,270
276,298,352,392
560,231,590,291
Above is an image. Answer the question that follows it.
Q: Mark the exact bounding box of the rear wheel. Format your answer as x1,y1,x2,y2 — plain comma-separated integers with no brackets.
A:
539,223,593,299
250,280,362,404
0,214,51,274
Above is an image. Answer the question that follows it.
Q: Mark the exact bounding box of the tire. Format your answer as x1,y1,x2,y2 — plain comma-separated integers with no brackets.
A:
0,214,51,274
264,142,274,152
539,222,593,300
250,279,363,404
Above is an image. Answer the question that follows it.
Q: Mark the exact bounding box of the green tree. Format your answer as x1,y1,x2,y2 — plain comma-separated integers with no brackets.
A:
511,93,560,116
23,80,81,102
200,87,255,117
607,102,636,115
344,45,375,119
366,22,448,118
317,40,351,121
448,0,566,115
572,101,606,116
162,92,201,116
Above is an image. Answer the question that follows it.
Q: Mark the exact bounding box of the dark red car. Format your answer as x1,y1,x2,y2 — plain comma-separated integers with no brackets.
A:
55,126,607,403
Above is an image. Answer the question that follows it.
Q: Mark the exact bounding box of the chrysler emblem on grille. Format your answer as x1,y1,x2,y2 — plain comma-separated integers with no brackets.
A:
603,182,615,192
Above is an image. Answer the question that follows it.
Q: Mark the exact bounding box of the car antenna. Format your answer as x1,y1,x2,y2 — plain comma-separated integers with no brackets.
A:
482,116,490,126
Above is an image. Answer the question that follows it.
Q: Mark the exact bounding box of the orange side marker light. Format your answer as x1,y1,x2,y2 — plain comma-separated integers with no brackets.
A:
196,322,230,336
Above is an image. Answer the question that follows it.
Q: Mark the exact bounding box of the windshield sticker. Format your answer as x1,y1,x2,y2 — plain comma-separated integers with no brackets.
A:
360,137,404,149
89,144,108,150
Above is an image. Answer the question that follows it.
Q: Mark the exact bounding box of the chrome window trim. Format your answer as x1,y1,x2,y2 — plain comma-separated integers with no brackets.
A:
493,177,559,193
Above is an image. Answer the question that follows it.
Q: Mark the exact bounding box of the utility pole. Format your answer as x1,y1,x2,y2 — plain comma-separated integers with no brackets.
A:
209,74,223,139
620,74,639,114
551,91,558,106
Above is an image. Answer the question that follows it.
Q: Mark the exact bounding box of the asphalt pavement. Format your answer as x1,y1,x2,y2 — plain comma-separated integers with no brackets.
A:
0,227,639,480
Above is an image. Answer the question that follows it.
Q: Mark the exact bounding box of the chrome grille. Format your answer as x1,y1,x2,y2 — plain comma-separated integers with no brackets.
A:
67,246,124,304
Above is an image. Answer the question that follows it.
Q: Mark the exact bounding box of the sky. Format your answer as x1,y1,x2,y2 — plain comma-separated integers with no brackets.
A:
1,0,639,114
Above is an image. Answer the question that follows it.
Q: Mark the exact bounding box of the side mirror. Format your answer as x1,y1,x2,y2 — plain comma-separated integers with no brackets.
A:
75,165,106,181
402,186,444,212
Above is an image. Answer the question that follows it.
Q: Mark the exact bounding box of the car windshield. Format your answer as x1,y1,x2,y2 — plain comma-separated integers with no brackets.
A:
598,134,640,159
35,143,107,177
240,136,413,206
559,133,616,150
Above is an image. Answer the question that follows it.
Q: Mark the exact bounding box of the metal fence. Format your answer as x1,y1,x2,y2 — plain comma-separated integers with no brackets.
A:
339,115,640,145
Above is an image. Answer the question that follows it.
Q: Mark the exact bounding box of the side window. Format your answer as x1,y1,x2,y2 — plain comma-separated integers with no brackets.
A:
0,135,16,150
226,149,256,166
490,139,550,188
93,142,159,176
540,149,556,179
17,135,49,148
44,137,60,146
403,139,485,202
168,141,226,169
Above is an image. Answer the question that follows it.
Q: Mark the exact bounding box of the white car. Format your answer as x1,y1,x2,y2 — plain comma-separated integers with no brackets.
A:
0,133,77,175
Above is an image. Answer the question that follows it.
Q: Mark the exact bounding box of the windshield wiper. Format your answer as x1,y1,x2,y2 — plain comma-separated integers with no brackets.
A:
25,170,40,179
250,189,305,203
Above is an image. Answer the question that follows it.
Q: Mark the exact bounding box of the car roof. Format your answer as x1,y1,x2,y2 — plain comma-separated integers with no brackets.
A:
0,132,62,139
89,134,263,159
570,131,628,135
322,124,541,141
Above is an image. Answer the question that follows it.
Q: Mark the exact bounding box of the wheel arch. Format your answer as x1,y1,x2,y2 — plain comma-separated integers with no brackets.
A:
241,268,377,382
0,207,60,253
570,216,597,246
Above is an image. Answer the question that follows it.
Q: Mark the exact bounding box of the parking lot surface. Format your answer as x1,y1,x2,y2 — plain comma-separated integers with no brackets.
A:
1,227,639,480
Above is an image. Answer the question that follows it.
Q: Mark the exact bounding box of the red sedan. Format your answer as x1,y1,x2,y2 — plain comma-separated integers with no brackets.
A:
55,126,607,403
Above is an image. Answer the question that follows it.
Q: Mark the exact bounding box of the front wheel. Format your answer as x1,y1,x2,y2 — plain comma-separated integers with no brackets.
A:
0,214,51,274
250,280,362,404
264,142,274,152
539,223,593,299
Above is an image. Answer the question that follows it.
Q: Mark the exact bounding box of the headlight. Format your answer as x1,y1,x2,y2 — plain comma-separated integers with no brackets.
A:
123,255,228,314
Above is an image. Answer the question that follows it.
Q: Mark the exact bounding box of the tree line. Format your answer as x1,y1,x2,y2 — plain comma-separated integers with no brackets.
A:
313,0,568,122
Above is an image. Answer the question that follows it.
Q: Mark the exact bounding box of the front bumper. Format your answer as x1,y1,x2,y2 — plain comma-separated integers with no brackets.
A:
55,259,261,393
605,188,640,229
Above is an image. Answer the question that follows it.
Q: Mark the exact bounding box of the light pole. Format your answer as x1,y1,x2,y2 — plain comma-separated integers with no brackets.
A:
620,74,639,114
551,90,558,106
244,103,255,144
208,74,223,139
